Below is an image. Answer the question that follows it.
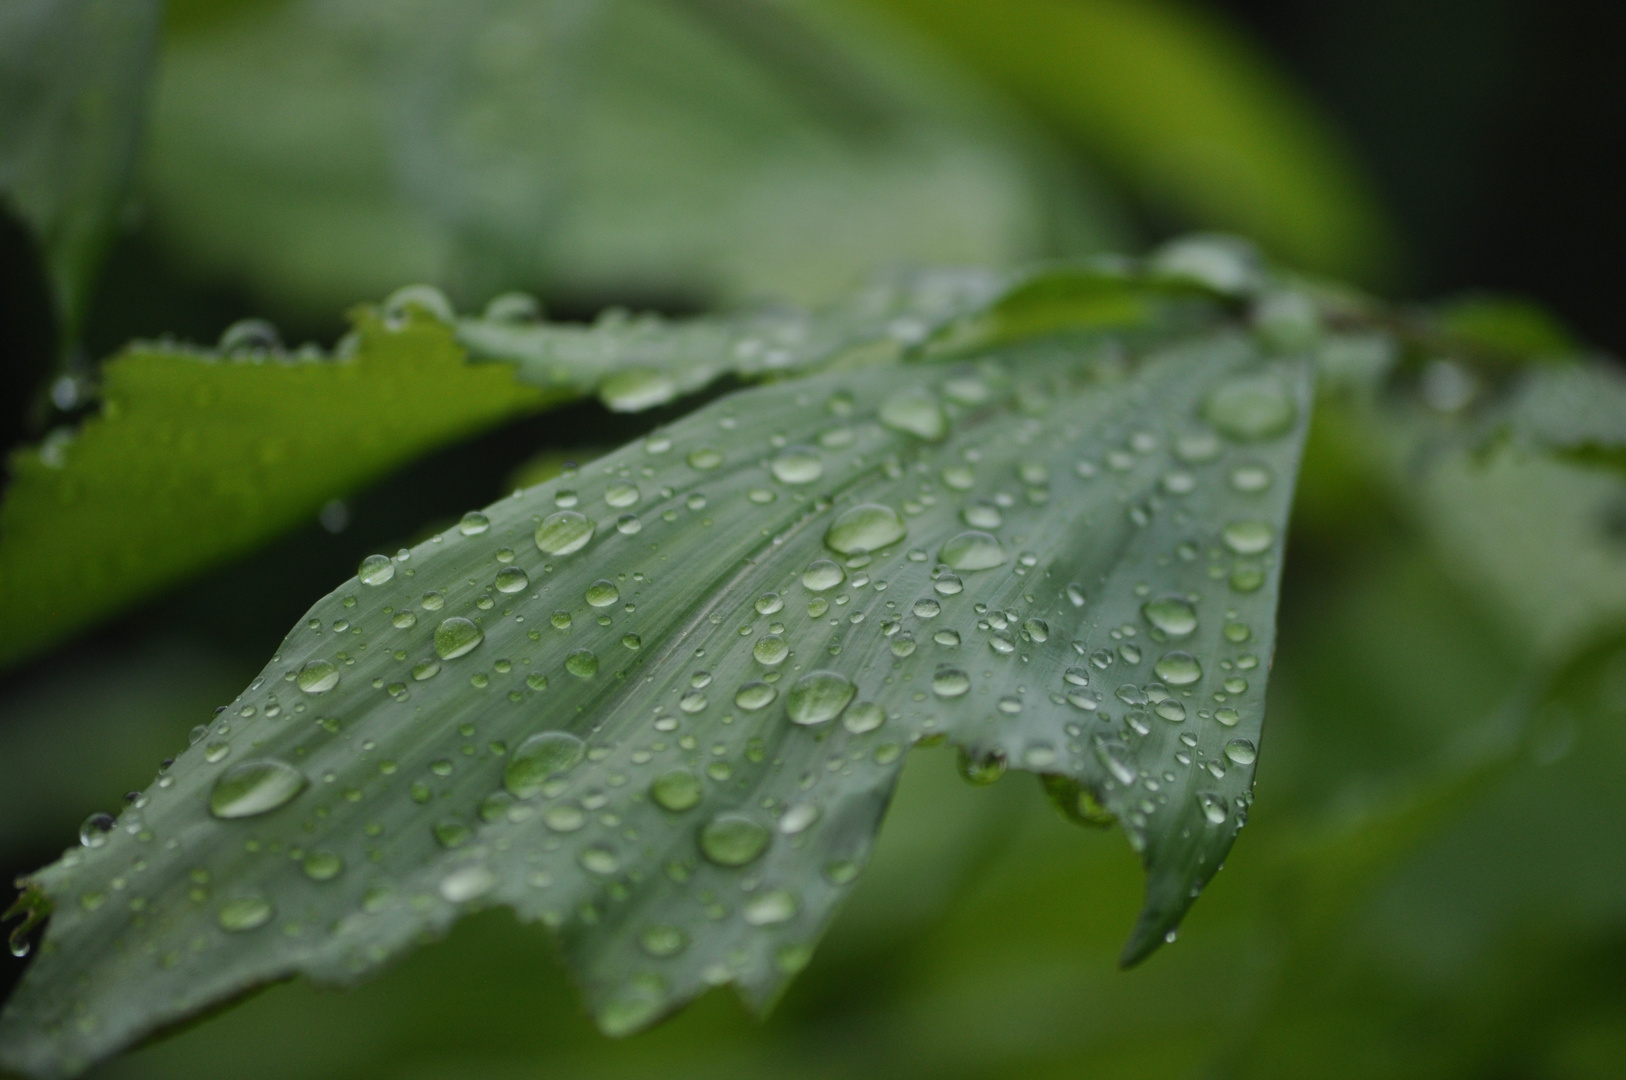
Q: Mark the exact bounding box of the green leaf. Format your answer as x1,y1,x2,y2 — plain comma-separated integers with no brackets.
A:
141,0,1122,318
866,0,1397,281
0,0,163,344
0,293,1311,1076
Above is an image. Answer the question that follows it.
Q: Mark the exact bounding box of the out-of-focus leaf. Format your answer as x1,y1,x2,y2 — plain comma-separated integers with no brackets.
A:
0,288,1311,1075
0,0,163,345
866,0,1396,281
1433,293,1581,361
141,0,1123,318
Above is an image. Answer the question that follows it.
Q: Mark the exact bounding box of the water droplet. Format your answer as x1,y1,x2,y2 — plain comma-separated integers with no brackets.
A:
494,567,529,593
383,284,453,322
933,574,964,596
941,465,975,490
435,617,483,660
600,368,677,412
913,598,941,618
933,629,960,647
824,504,906,555
585,579,620,607
1174,430,1223,463
209,760,306,818
1230,565,1265,593
940,531,1006,571
1066,583,1087,607
756,592,784,615
753,634,789,666
217,893,273,932
687,447,723,470
358,554,394,586
1224,738,1257,765
735,681,778,711
1155,699,1187,722
679,691,707,713
932,667,971,698
439,864,496,902
641,925,688,957
962,501,1002,529
1196,791,1229,825
652,769,703,811
1142,596,1198,637
843,701,885,733
1204,374,1295,441
1222,520,1273,555
505,732,586,797
771,446,824,485
879,387,946,440
743,890,798,926
802,560,845,592
304,851,342,881
1094,737,1137,785
1154,652,1203,686
1023,618,1048,642
459,512,490,536
535,510,594,555
786,671,855,725
566,649,599,678
545,804,585,832
779,803,820,834
1230,464,1273,493
434,820,472,848
957,748,1006,785
699,814,770,867
579,844,620,875
296,659,339,694
79,812,115,848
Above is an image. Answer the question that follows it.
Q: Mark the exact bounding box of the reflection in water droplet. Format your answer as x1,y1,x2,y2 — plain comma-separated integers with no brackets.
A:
786,671,855,725
459,511,490,535
957,747,1006,785
940,531,1006,571
79,812,115,848
699,814,770,866
209,760,306,819
913,598,941,618
1204,374,1295,441
824,504,906,554
435,617,483,660
535,511,594,555
1142,596,1198,637
933,574,964,596
1023,618,1048,642
358,554,394,586
297,659,339,694
802,560,845,592
879,387,946,440
771,446,823,485
1197,791,1229,825
217,893,273,932
505,731,586,797
652,769,703,811
1154,652,1203,686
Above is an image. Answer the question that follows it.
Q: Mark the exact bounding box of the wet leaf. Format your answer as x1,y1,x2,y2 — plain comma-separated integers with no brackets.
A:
0,285,1311,1075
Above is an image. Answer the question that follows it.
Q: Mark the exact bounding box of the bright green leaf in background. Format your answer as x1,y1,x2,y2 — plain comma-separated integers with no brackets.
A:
0,0,163,347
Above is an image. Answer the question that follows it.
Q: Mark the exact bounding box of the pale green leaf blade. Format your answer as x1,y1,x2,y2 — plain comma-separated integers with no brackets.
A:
0,307,1309,1076
0,0,162,343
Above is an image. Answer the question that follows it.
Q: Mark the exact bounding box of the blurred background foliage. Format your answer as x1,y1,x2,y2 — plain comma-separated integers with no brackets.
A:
2,1,1624,1078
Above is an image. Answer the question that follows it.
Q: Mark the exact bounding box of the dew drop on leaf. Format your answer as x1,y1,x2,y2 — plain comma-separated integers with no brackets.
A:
1221,520,1273,555
879,386,946,441
785,671,856,726
1153,651,1203,686
1230,464,1273,492
755,592,784,615
1203,374,1295,441
651,768,703,811
458,512,490,536
534,510,594,555
778,803,820,834
1196,791,1229,825
939,530,1006,571
78,813,115,848
640,925,687,958
752,634,789,666
734,681,778,711
434,618,483,660
743,890,798,925
565,649,599,678
770,445,823,485
505,732,586,798
1224,738,1258,765
208,759,306,819
687,447,723,470
824,503,906,555
961,501,1002,529
699,814,770,867
599,369,677,412
801,560,845,592
931,667,971,698
913,599,941,618
585,579,620,607
494,567,529,593
302,851,343,881
842,701,885,733
434,820,472,849
1142,596,1198,637
216,894,273,932
439,865,496,903
357,554,394,586
296,659,339,693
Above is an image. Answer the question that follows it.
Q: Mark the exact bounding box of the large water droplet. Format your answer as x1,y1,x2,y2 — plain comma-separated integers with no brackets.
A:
439,864,497,902
494,567,530,593
652,769,703,811
752,634,789,666
961,501,1002,529
687,447,723,470
771,446,823,485
1204,374,1295,441
931,667,971,697
585,579,620,607
1153,651,1203,686
843,701,885,733
600,368,677,412
743,890,798,926
303,851,343,881
566,649,599,678
824,504,906,554
1221,520,1273,555
296,658,339,694
505,731,586,797
217,893,273,932
802,559,845,592
1196,791,1229,825
940,531,1006,571
435,617,483,660
78,812,115,848
1224,738,1258,765
357,554,394,586
458,511,490,535
535,510,594,555
735,681,778,711
699,814,770,866
209,760,306,819
1142,596,1198,638
786,671,855,725
879,387,946,440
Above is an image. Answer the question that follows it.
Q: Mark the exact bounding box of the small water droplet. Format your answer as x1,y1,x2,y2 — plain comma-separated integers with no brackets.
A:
79,812,116,848
585,579,620,607
879,387,946,440
439,864,497,902
699,814,770,866
494,566,530,593
641,925,688,957
755,592,784,615
743,890,798,926
933,629,961,646
735,681,778,711
459,511,490,536
1224,738,1257,765
534,510,594,555
802,560,845,592
1230,464,1273,493
1023,618,1048,642
940,531,1006,571
217,893,273,932
843,701,885,733
358,554,394,586
652,769,703,811
752,634,789,665
913,598,941,618
687,447,723,470
933,573,964,596
941,465,976,490
296,659,339,694
961,501,1002,529
770,445,824,484
1196,791,1229,825
303,851,343,881
785,671,855,726
1221,520,1273,555
435,617,483,660
824,504,906,554
209,759,306,818
565,649,599,678
1154,652,1203,686
505,732,586,797
600,368,677,412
